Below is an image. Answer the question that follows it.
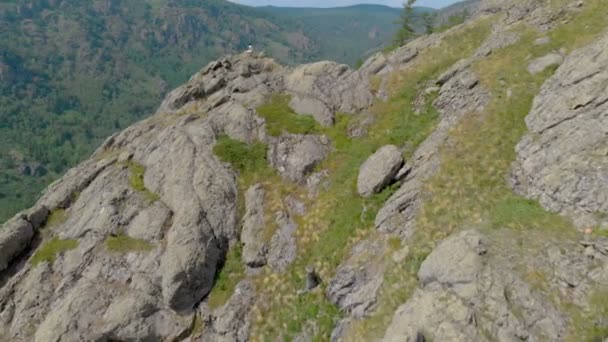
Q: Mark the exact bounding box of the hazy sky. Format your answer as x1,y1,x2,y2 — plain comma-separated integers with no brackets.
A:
229,0,461,9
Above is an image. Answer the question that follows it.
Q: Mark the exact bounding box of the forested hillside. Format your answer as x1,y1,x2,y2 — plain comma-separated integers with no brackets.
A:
0,0,410,221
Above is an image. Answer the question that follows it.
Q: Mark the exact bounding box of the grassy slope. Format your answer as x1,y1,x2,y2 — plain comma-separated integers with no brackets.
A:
207,19,492,340
353,1,608,340
209,1,608,339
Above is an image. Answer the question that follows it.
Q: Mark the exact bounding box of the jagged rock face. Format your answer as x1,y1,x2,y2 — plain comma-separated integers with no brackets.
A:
513,31,608,228
0,49,372,340
193,280,256,342
384,229,608,341
268,134,332,183
285,61,374,121
326,238,386,318
0,110,238,340
241,184,268,268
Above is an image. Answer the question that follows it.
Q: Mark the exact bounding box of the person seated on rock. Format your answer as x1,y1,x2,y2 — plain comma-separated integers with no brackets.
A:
245,44,253,54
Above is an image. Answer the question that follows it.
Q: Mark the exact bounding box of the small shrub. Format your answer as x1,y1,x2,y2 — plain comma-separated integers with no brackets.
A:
213,135,268,174
207,243,245,308
256,94,319,136
388,237,402,251
106,234,154,253
124,161,160,203
30,237,78,266
45,208,67,228
127,161,146,192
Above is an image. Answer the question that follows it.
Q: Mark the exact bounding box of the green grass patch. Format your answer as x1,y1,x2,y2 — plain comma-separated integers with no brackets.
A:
191,313,205,336
30,237,78,267
213,135,269,175
44,208,67,228
256,94,320,136
490,196,572,230
125,161,160,203
250,18,492,341
106,234,154,253
571,289,608,341
207,243,245,309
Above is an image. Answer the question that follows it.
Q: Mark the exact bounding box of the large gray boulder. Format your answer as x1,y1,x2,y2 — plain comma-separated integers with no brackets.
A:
527,52,563,74
326,238,385,318
268,134,331,183
357,145,404,197
285,61,374,114
0,217,34,272
196,280,256,342
266,211,298,272
417,230,487,296
513,31,608,227
288,94,334,126
383,231,487,342
384,285,477,342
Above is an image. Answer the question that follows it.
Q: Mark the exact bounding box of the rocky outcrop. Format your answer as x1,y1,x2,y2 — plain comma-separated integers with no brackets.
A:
289,94,335,127
527,52,563,74
0,53,284,341
357,145,404,197
241,184,268,268
195,280,256,342
327,238,386,318
0,51,373,340
375,64,490,237
0,218,34,272
384,229,608,341
157,56,283,114
285,61,374,120
268,134,332,183
267,211,298,272
513,31,608,228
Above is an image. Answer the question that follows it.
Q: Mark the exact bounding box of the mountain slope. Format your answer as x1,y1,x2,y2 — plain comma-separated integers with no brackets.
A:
0,0,410,222
261,4,431,63
1,0,607,341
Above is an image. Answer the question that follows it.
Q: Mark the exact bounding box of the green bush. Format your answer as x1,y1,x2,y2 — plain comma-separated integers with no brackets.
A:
213,135,268,174
256,95,319,136
45,208,68,228
124,161,160,203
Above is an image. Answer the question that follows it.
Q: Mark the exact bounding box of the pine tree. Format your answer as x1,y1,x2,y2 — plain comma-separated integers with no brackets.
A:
393,0,417,46
422,12,436,34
